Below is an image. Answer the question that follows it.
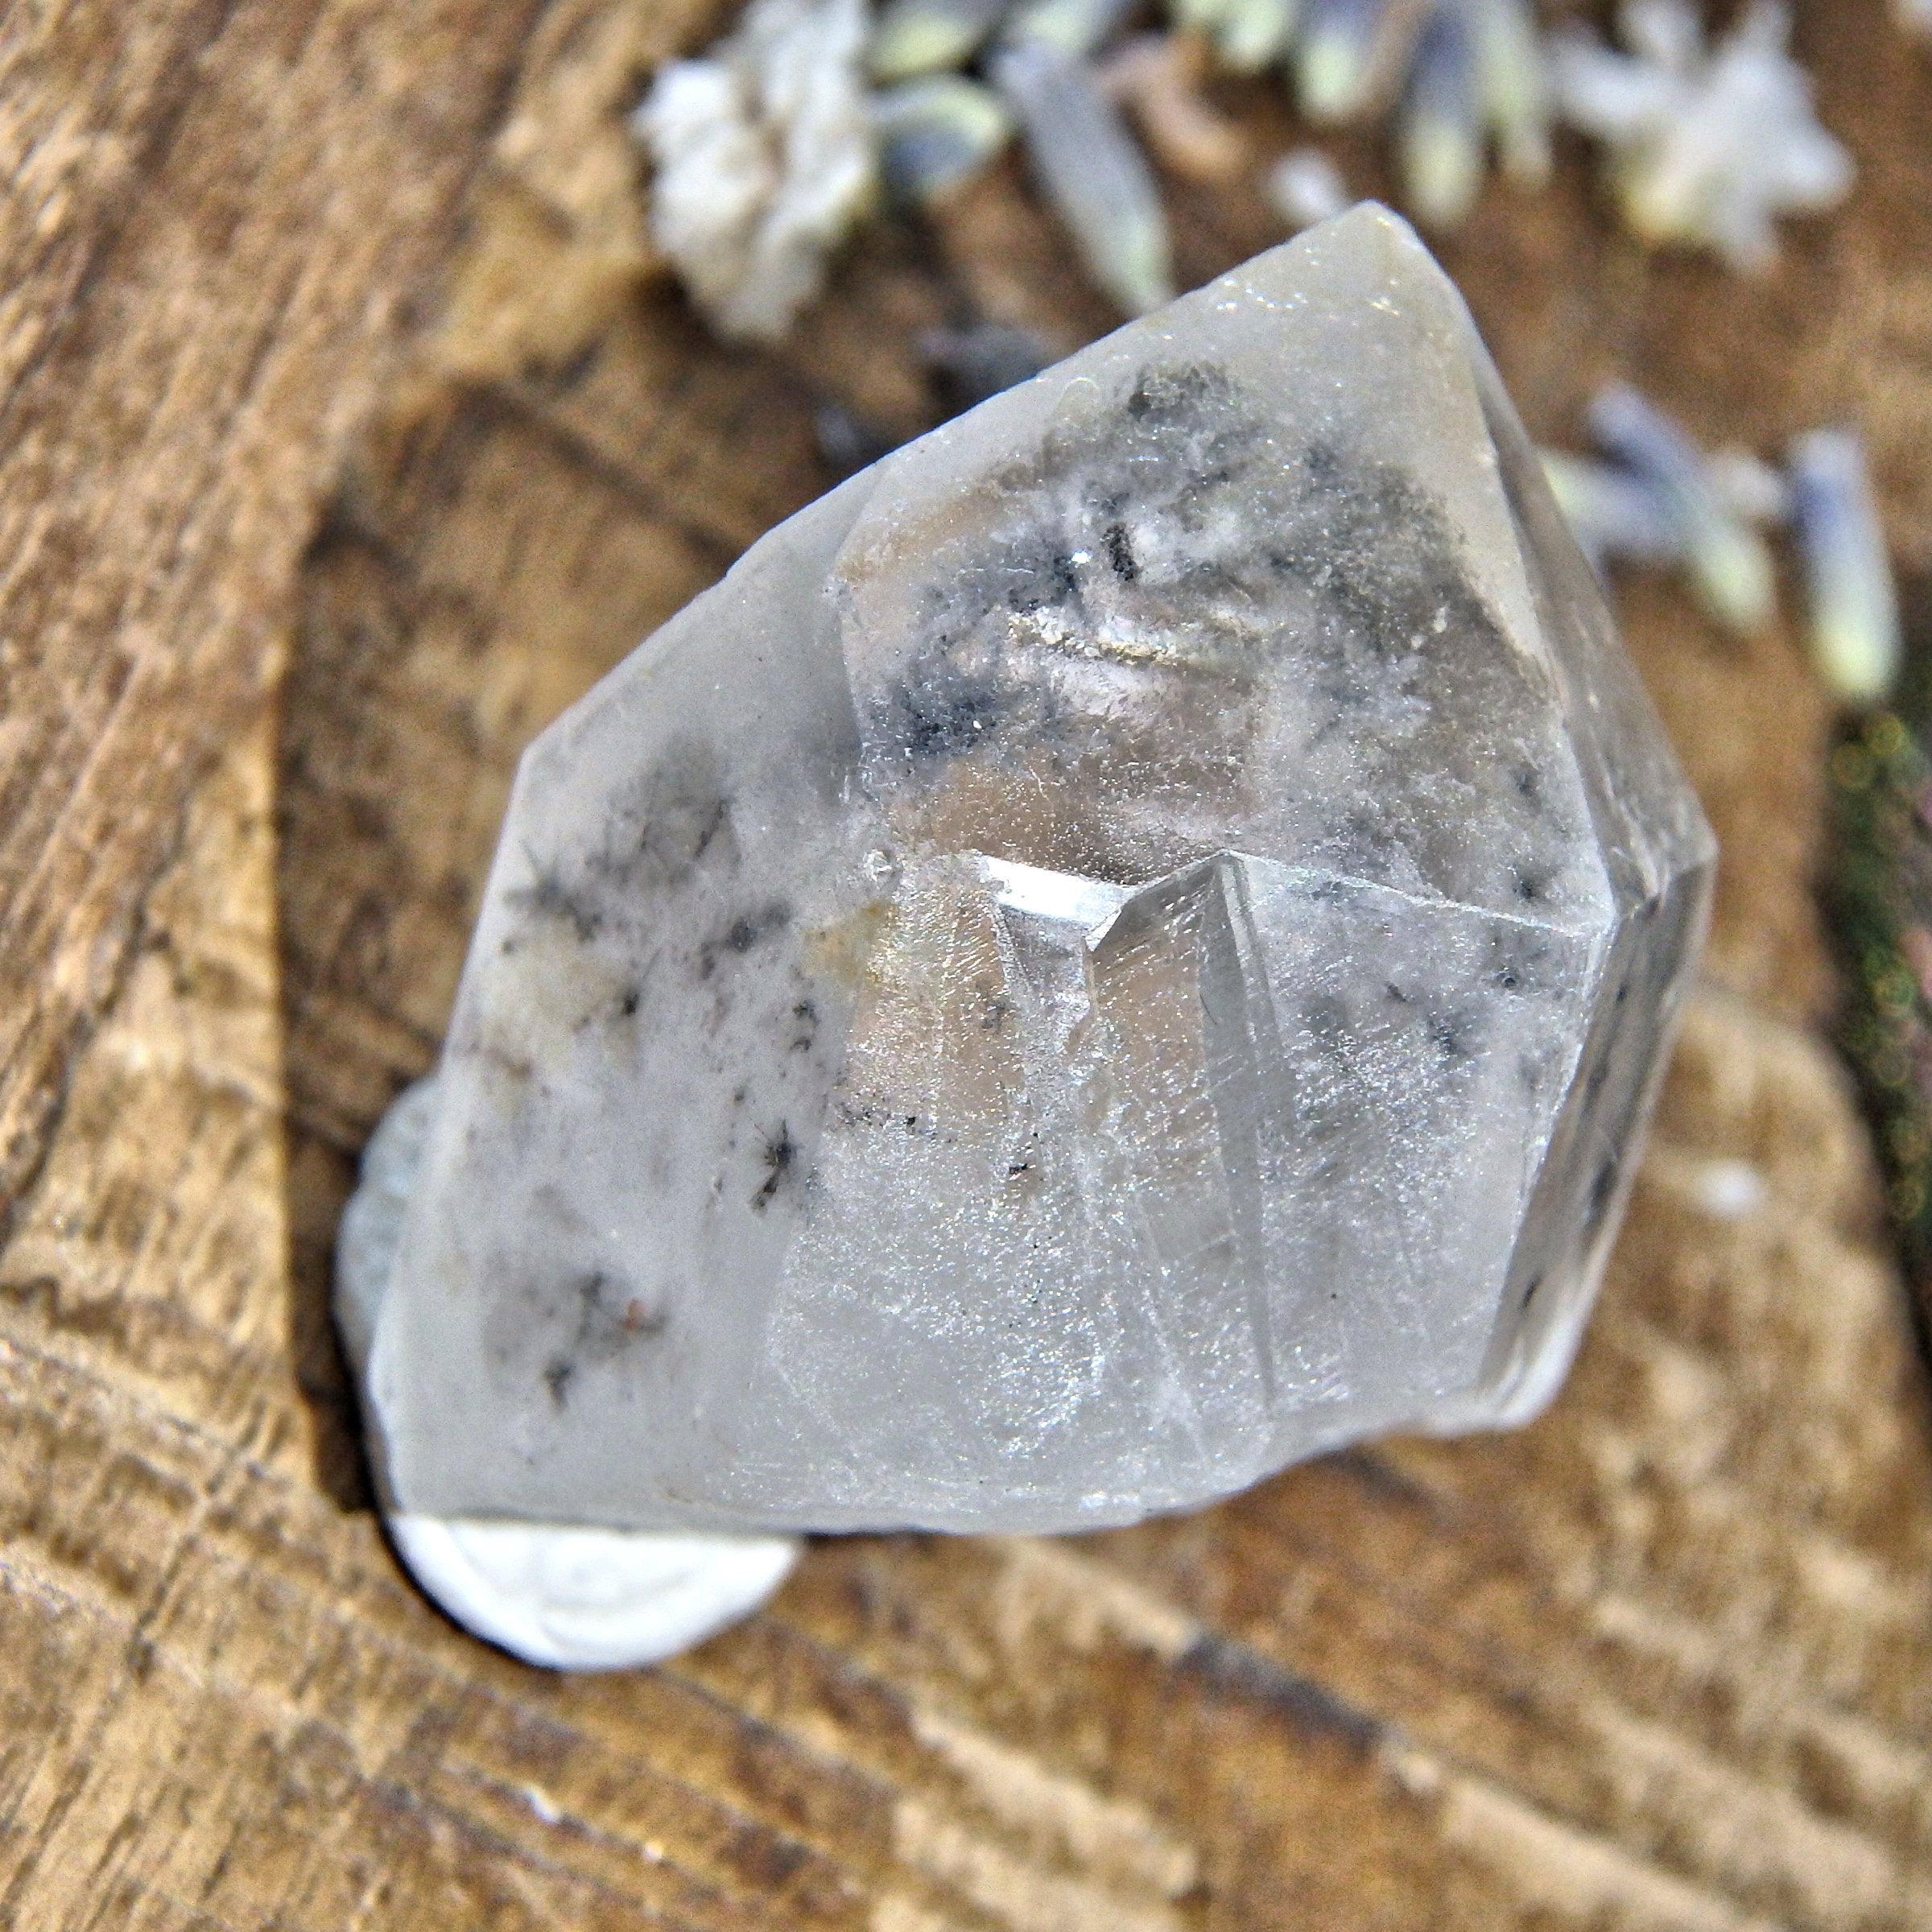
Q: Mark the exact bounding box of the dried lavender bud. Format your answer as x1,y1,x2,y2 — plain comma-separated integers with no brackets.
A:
1268,147,1352,230
1792,427,1902,707
873,74,1015,204
1002,0,1136,56
991,36,1175,314
1704,448,1791,528
1538,449,1682,575
1587,385,1777,632
1209,0,1302,72
868,0,1011,81
1468,0,1550,185
1401,5,1484,228
1296,0,1394,122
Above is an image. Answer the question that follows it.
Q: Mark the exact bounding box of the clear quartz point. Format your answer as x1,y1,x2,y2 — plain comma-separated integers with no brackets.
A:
353,204,1714,1541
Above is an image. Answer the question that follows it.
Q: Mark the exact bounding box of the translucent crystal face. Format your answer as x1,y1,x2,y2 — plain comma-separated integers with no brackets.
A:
363,206,1714,1535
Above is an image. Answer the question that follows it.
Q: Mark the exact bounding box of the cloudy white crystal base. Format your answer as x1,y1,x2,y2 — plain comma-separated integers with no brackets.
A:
384,1515,798,1672
337,1080,799,1671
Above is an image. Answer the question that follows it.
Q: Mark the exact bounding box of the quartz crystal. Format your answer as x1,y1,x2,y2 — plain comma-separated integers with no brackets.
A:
358,204,1714,1540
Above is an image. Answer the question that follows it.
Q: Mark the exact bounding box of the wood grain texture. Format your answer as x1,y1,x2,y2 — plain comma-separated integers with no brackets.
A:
0,0,544,1212
6,2,1932,1926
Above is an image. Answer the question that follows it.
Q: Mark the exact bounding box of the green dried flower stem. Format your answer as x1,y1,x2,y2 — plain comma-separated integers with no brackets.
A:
1826,706,1932,1338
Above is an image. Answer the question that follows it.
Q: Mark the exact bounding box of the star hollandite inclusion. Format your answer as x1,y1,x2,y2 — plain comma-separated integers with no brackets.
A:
359,205,1713,1540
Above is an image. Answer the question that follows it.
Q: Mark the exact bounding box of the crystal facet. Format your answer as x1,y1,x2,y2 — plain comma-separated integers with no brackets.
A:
357,205,1714,1538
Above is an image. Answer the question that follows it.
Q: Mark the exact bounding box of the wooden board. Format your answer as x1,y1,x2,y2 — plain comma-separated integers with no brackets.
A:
6,2,1932,1926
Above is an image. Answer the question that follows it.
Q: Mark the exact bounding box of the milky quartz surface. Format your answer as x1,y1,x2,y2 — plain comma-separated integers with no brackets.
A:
362,206,1715,1535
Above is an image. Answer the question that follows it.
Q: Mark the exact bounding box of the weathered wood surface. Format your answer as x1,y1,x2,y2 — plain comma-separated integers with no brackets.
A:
6,2,1932,1926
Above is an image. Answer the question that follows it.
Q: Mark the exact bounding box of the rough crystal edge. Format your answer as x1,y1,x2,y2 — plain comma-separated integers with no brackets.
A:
1452,855,1716,1437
